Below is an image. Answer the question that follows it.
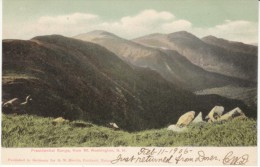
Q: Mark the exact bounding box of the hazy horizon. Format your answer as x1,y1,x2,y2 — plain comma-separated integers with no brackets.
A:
3,0,258,43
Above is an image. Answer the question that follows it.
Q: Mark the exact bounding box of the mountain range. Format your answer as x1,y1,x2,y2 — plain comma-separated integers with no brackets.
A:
74,31,254,91
133,31,257,82
74,30,257,108
2,31,257,131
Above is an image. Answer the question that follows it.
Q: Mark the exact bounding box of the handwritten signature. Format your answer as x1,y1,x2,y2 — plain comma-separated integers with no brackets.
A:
222,151,249,165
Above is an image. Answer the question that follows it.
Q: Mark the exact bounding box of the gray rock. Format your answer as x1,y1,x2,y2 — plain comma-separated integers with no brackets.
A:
176,111,195,127
52,117,69,125
206,106,224,122
108,122,120,130
192,112,204,123
218,107,246,121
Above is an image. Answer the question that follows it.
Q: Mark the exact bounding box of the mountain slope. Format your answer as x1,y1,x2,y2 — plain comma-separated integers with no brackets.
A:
202,35,258,55
2,35,255,131
134,31,257,82
74,31,251,91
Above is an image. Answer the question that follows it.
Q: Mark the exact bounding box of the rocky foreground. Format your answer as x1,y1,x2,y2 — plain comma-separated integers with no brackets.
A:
167,106,247,132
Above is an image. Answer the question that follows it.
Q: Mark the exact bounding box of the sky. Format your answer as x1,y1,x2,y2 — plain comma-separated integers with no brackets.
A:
3,0,258,43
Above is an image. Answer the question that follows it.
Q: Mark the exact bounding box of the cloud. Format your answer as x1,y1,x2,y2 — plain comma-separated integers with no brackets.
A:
3,13,101,39
38,13,99,25
3,10,257,43
95,9,190,38
25,13,100,37
193,20,258,43
120,9,174,27
3,9,191,39
162,20,192,33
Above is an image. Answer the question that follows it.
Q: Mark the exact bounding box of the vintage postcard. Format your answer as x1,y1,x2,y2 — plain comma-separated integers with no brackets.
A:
1,0,258,166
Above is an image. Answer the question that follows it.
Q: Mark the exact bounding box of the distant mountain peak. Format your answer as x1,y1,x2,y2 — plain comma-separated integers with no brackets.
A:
74,30,120,40
170,30,190,35
202,35,217,40
167,31,201,41
86,30,117,37
168,31,193,36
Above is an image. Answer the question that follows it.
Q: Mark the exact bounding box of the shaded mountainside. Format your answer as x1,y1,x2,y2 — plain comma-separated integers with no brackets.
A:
134,31,257,82
2,35,255,131
202,35,258,55
74,31,252,91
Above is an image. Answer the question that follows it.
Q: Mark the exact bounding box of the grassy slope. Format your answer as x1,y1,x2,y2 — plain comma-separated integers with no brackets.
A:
2,114,256,147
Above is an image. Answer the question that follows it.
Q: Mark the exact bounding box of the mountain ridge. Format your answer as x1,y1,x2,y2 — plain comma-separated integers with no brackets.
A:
74,31,254,92
133,31,257,82
202,35,257,55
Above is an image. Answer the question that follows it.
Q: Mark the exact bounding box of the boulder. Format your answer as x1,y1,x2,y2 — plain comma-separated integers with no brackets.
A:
218,107,246,121
206,106,224,122
108,122,120,130
167,124,187,132
192,112,204,123
176,111,195,127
